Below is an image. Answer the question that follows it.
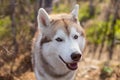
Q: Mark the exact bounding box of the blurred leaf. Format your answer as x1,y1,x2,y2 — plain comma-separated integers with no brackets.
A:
53,4,70,13
86,21,107,44
78,3,90,21
0,17,11,40
103,66,113,74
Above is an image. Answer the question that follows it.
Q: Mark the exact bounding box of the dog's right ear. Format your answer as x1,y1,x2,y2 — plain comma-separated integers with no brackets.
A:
37,8,50,29
71,4,79,23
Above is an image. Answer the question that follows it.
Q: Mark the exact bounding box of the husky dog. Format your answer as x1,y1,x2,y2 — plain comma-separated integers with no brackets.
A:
32,4,85,80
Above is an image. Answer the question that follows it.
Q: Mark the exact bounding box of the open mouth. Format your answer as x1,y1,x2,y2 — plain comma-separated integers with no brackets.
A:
59,56,78,70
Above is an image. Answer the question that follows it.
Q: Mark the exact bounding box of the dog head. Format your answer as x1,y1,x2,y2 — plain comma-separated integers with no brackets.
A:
37,4,85,70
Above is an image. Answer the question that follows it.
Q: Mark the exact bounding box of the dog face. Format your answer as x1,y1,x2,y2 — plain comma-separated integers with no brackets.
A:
37,5,85,70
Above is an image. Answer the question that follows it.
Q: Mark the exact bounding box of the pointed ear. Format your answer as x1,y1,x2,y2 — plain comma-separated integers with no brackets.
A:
37,8,50,29
71,4,79,20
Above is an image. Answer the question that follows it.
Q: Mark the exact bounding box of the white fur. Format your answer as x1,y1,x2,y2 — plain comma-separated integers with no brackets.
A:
37,8,50,30
71,4,79,19
45,27,84,64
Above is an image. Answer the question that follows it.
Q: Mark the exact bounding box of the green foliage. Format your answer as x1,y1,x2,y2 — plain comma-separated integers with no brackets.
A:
0,17,11,40
86,21,107,44
115,19,120,39
94,5,101,17
53,4,70,13
86,18,120,44
100,66,113,79
78,3,90,21
102,66,113,74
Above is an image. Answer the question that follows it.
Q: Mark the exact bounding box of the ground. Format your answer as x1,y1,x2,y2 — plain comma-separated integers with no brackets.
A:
0,46,120,80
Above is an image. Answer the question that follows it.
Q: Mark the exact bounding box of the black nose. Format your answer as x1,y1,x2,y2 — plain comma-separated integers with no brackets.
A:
71,52,81,61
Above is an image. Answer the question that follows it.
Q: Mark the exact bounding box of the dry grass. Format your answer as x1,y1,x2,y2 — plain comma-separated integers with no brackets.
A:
0,45,120,80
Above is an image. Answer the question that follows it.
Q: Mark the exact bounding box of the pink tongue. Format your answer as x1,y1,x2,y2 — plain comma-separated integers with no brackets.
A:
67,63,78,70
70,63,77,67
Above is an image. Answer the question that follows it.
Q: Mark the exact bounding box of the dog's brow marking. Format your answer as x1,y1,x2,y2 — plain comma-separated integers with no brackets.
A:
62,19,69,35
50,19,60,25
76,27,85,37
40,37,51,46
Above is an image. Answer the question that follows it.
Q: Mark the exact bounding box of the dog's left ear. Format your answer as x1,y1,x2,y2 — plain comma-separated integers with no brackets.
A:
71,4,79,22
37,8,50,30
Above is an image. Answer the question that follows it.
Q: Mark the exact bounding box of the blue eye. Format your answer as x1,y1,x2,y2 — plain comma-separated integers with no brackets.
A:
55,37,63,42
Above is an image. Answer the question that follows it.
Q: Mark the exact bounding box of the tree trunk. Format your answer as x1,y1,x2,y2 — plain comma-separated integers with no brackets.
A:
9,0,18,73
108,0,119,59
89,0,94,17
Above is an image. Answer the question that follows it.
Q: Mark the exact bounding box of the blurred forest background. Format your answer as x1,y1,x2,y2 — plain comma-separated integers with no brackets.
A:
0,0,120,80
